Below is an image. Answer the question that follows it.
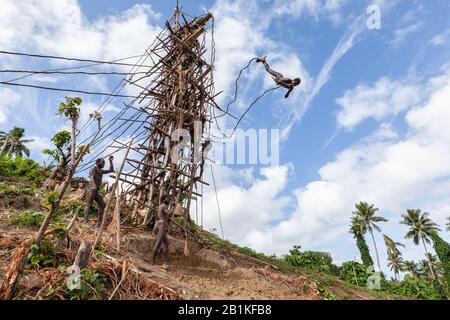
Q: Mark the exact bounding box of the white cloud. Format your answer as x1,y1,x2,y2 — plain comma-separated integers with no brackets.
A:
336,77,422,130
201,165,292,245
0,88,22,125
390,22,423,47
430,29,450,46
0,0,161,61
28,135,52,153
272,0,348,24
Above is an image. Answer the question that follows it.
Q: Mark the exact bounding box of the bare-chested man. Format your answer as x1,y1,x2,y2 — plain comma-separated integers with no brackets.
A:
150,197,175,265
257,56,301,99
83,156,114,227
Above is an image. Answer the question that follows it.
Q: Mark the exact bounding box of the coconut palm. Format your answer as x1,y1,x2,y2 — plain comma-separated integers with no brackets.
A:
383,235,405,281
0,127,34,158
401,209,440,280
353,202,387,272
350,216,374,268
419,254,442,281
387,254,404,281
403,260,420,280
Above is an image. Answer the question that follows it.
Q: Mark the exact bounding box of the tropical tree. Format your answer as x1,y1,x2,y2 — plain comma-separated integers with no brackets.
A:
429,231,450,289
0,127,34,158
403,260,420,280
419,254,442,281
350,216,374,268
42,130,71,171
353,202,387,272
384,235,405,281
401,209,440,280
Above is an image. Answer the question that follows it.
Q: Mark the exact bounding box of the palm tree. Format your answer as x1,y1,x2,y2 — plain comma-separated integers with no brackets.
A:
383,235,405,281
401,209,440,280
350,216,374,268
419,254,442,281
387,254,404,281
353,202,387,272
403,260,420,280
0,127,33,158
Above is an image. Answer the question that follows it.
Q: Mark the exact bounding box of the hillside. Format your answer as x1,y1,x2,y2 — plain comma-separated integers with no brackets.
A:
0,177,404,300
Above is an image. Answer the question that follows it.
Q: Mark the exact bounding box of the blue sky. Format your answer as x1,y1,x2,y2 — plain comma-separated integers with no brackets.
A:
1,0,450,277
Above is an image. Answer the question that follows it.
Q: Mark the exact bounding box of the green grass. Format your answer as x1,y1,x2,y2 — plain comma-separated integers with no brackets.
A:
0,182,35,197
8,211,44,227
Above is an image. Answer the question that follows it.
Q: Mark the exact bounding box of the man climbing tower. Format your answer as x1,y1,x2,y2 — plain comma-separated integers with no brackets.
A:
256,56,301,99
83,156,114,227
150,196,175,265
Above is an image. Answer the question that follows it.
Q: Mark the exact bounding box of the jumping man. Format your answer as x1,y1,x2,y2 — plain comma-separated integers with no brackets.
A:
257,56,301,99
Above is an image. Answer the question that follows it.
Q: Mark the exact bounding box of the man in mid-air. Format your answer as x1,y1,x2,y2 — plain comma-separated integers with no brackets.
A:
257,56,301,99
83,156,114,227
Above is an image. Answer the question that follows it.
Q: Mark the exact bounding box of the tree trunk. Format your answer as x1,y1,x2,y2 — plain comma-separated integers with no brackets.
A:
0,138,9,156
71,121,76,168
73,240,92,269
370,230,382,273
422,238,436,280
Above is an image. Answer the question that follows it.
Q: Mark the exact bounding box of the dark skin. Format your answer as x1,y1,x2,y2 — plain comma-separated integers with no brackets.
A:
150,199,175,265
83,156,114,227
257,57,301,99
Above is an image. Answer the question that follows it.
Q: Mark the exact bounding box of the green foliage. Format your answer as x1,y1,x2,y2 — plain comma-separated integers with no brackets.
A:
0,182,35,197
353,202,388,233
0,127,33,158
54,268,108,300
339,261,370,287
46,191,60,206
58,97,82,120
284,247,335,274
350,223,374,268
401,209,440,246
27,241,59,268
65,200,90,217
0,156,45,182
430,231,450,290
381,276,447,300
9,211,44,227
42,130,71,167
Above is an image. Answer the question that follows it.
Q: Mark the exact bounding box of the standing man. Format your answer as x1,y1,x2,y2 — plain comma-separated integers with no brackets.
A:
84,156,114,227
150,196,175,265
256,56,301,99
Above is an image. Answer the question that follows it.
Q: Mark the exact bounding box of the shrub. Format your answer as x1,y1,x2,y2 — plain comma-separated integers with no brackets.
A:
27,241,59,268
9,211,44,227
0,182,35,197
430,231,450,292
382,276,447,300
339,261,370,287
0,156,46,183
284,247,334,274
